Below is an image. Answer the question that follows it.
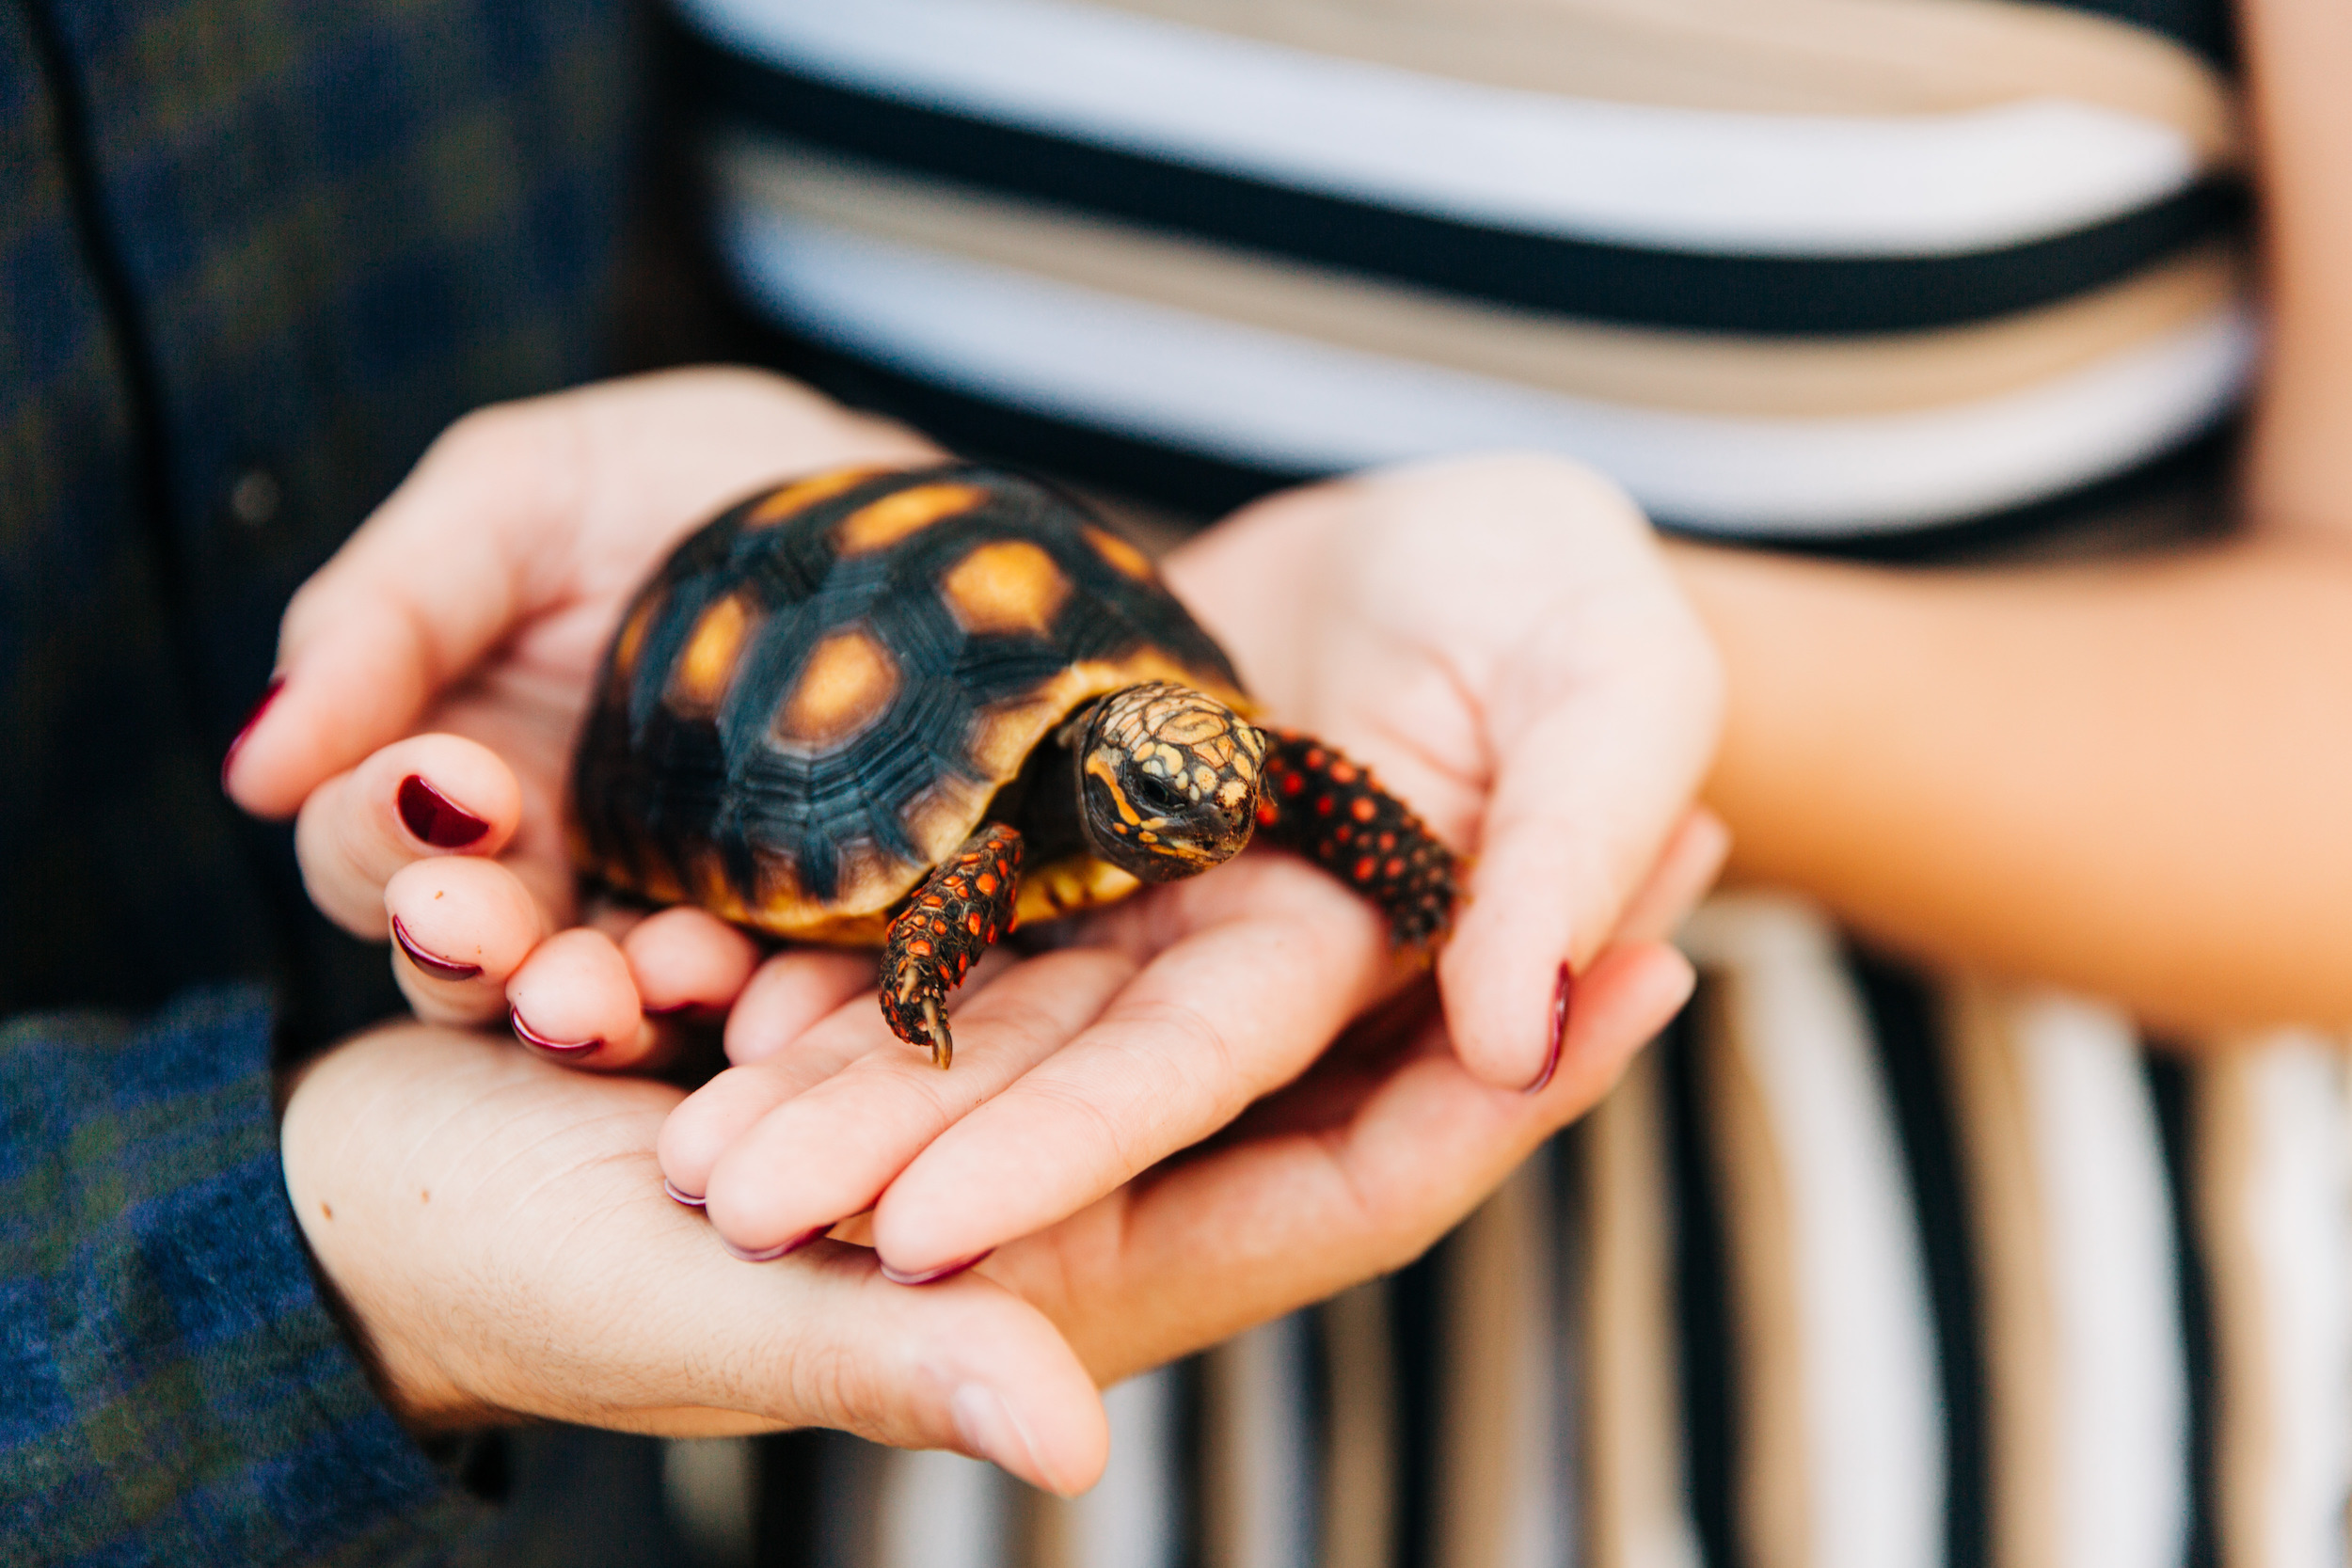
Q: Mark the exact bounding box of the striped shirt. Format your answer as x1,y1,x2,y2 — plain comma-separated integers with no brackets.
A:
666,5,2352,1568
674,0,2250,546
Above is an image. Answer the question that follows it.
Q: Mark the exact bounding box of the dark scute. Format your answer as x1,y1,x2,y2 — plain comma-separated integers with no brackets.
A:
576,464,1246,915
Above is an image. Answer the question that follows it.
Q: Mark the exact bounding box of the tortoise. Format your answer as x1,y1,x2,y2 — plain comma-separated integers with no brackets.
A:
572,463,1457,1068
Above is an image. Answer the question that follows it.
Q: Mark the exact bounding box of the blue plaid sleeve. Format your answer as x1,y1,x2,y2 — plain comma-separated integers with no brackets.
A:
0,986,485,1565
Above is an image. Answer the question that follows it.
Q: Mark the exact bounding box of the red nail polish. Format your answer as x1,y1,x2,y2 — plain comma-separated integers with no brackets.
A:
1529,963,1573,1093
397,774,489,848
509,1006,601,1058
879,1249,993,1287
220,676,284,791
662,1178,707,1209
391,915,483,982
721,1227,827,1263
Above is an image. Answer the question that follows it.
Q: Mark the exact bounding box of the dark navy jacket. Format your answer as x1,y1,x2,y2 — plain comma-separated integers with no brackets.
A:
1,0,630,1557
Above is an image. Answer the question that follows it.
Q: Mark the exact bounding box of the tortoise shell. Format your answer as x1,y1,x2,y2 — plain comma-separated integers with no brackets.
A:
571,464,1253,943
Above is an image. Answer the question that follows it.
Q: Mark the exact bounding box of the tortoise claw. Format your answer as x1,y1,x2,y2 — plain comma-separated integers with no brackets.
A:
923,998,951,1070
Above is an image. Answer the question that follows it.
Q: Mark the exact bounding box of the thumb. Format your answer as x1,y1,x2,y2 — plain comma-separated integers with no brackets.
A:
287,1022,1111,1493
1438,608,1722,1089
723,1250,1116,1496
224,398,576,817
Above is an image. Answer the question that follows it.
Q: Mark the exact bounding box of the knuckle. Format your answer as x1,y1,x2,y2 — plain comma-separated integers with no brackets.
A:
777,1324,948,1449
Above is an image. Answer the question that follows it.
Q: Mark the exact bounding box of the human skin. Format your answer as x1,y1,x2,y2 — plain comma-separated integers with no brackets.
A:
249,0,2352,1056
246,0,2352,1472
1665,0,2352,1036
278,909,1696,1493
228,372,940,1066
230,371,1725,1278
662,453,1726,1272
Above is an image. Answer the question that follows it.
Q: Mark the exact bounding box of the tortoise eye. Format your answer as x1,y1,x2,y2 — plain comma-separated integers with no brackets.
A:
1132,771,1188,816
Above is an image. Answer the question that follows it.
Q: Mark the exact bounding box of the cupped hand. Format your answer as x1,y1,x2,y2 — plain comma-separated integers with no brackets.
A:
992,929,1699,1385
1163,455,1727,1090
222,370,940,1065
660,849,1399,1278
663,452,1724,1279
282,927,1695,1489
665,809,1718,1287
278,1020,1105,1493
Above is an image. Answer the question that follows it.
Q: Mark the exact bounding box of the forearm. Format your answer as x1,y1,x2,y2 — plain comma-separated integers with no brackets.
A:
1675,531,2352,1032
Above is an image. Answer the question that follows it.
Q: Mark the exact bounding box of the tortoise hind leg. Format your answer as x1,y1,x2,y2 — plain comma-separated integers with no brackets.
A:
882,823,1025,1069
1254,730,1459,947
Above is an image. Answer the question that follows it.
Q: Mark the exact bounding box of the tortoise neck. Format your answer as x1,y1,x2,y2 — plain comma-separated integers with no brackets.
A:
986,698,1099,867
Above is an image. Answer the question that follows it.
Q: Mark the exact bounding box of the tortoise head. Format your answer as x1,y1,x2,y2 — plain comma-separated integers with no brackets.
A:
1070,683,1264,883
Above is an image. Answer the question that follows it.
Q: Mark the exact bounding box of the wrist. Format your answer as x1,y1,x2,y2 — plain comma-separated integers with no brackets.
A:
278,1029,507,1434
1662,539,1886,885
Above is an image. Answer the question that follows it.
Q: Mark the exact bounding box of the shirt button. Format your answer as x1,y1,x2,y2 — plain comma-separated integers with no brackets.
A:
229,467,282,529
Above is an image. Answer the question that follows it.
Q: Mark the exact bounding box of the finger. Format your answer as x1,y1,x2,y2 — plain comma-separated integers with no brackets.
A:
723,949,878,1066
700,950,1137,1258
664,972,911,1204
1438,620,1721,1088
295,734,522,937
224,406,560,818
728,1246,1115,1494
384,856,546,1024
660,948,1002,1204
622,907,764,1020
1613,806,1732,947
224,372,941,818
1171,455,1722,1093
505,927,659,1069
1003,939,1695,1383
870,860,1389,1278
281,1022,1110,1492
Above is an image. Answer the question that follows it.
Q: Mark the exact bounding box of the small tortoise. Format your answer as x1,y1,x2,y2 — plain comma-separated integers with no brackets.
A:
572,464,1456,1067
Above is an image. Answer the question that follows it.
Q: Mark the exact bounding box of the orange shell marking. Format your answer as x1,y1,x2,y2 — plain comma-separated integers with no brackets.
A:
835,483,989,555
667,592,755,716
941,539,1072,637
1082,523,1156,581
771,628,901,751
612,589,662,678
746,467,895,527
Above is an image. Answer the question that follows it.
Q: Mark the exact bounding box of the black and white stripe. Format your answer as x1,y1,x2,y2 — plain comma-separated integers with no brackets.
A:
675,0,2253,540
652,4,2352,1560
711,902,2348,1567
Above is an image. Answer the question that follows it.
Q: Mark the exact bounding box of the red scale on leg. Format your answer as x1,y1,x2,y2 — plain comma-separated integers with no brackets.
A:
881,822,1025,1069
1254,732,1460,948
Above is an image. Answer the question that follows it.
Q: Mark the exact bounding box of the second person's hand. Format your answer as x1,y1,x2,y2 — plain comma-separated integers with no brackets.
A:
1166,454,1727,1091
221,369,941,1065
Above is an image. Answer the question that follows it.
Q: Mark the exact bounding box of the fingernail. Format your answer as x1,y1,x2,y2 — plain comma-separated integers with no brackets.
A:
1528,963,1573,1094
391,915,483,982
952,1384,1058,1492
509,1005,601,1059
880,1249,993,1287
662,1178,706,1209
720,1226,826,1262
397,774,490,848
220,676,284,791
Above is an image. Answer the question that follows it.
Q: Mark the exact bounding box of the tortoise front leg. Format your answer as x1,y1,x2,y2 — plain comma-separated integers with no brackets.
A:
882,822,1025,1069
1254,730,1459,947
